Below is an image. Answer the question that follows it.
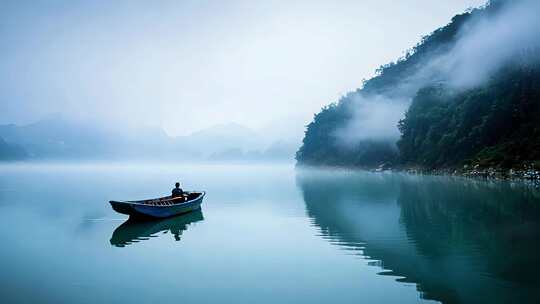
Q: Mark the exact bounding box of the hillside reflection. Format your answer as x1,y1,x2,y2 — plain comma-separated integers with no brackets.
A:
297,169,540,304
110,210,204,247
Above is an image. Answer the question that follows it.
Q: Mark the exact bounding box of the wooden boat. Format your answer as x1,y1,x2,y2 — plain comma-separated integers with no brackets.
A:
109,191,205,218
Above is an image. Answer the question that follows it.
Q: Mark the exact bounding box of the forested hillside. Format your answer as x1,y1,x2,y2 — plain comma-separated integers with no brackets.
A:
297,0,540,170
398,63,540,168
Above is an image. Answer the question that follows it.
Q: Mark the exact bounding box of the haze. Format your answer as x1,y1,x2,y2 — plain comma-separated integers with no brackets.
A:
334,0,540,147
0,0,485,136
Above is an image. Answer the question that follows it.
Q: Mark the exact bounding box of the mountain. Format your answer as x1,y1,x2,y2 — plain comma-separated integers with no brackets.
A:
183,123,297,161
296,7,472,167
397,65,540,168
208,140,298,162
0,115,172,160
297,0,540,170
0,115,119,159
181,122,261,156
0,117,294,162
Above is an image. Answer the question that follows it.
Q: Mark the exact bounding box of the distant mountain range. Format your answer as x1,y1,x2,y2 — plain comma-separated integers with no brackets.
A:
0,116,297,162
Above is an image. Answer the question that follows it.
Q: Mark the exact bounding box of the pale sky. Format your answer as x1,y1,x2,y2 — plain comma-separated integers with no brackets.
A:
0,0,486,136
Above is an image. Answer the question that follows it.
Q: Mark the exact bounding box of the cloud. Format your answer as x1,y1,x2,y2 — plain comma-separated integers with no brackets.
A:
334,94,410,147
431,0,540,88
335,0,540,147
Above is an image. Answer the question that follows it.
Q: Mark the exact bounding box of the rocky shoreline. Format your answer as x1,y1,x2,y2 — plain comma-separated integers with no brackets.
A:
299,162,540,186
398,163,540,186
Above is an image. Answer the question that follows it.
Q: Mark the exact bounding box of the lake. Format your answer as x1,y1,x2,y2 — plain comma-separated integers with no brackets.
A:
0,163,539,303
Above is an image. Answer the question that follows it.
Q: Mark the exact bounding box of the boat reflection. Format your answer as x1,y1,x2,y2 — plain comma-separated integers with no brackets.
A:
110,210,204,247
296,169,540,304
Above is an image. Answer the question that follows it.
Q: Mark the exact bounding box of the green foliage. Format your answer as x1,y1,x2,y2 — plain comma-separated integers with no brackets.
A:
296,5,475,167
397,64,540,168
362,11,471,95
296,102,398,167
297,0,540,169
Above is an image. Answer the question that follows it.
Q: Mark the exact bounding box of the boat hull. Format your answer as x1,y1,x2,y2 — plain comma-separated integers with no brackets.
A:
110,192,205,218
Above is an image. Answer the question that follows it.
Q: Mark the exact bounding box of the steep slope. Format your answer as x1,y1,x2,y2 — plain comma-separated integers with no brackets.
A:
398,63,540,168
297,0,540,170
297,9,475,167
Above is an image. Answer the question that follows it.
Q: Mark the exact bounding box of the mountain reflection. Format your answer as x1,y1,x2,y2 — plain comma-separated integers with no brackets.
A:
297,169,540,304
110,210,204,247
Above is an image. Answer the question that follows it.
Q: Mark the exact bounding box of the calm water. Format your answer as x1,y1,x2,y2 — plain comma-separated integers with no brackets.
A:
1,163,539,304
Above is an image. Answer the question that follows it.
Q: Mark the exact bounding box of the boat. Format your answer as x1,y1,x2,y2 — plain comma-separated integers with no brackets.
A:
109,191,205,218
110,210,204,247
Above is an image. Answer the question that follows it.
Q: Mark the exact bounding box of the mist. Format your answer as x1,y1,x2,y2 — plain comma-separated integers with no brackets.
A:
336,0,540,147
424,0,540,89
0,0,489,162
334,94,410,146
0,0,484,134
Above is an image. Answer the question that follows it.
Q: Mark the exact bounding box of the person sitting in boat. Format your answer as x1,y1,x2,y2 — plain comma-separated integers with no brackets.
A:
172,182,184,200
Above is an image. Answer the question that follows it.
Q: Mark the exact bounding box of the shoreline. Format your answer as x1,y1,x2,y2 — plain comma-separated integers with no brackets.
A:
296,162,540,186
402,165,540,182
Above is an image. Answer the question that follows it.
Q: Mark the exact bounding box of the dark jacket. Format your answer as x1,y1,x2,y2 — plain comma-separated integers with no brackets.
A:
172,187,184,198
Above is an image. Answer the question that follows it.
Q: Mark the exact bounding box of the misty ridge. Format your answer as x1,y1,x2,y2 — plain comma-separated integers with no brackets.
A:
334,0,540,145
298,0,540,169
0,114,299,162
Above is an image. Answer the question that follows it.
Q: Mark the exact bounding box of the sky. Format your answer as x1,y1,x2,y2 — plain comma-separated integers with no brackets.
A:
0,0,486,136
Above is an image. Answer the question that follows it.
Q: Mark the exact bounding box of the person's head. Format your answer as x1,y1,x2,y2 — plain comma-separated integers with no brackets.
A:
175,182,180,188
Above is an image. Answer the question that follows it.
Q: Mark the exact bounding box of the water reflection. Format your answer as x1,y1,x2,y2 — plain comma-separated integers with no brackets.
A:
297,170,540,304
110,210,204,247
